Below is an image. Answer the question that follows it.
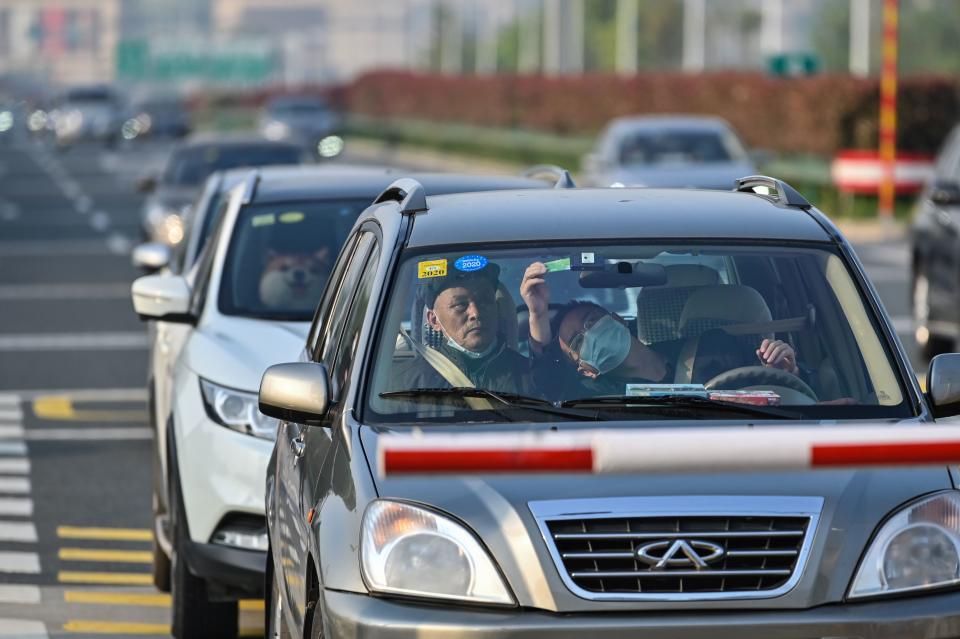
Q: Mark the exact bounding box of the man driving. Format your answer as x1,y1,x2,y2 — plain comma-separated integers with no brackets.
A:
520,261,799,399
389,260,535,396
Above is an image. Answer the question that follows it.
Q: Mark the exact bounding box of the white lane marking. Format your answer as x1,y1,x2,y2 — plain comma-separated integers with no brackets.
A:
107,233,133,256
0,551,39,573
0,443,27,457
0,521,37,543
0,408,22,421
89,211,111,231
0,395,18,406
0,498,32,516
11,388,145,402
25,427,152,442
0,240,115,256
0,332,147,351
0,478,30,494
0,459,29,474
0,585,41,604
74,195,92,213
0,283,131,300
0,426,25,440
0,618,47,637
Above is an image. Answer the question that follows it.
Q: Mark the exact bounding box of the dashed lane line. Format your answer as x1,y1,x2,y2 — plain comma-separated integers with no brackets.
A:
25,428,152,442
0,332,148,352
57,526,152,542
58,548,152,564
62,620,167,635
0,459,30,474
57,572,153,586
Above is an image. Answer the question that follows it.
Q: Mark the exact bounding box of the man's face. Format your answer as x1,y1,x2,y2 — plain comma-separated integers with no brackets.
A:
427,281,498,352
558,304,635,378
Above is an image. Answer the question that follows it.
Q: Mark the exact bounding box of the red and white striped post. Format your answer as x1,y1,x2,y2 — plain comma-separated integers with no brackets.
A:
878,0,899,220
378,426,960,478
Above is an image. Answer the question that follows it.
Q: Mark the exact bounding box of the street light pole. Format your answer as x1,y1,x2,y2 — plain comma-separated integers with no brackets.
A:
850,0,871,76
682,0,706,73
616,0,638,75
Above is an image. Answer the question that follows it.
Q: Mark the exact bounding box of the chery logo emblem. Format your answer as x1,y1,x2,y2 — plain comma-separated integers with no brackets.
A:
636,539,725,570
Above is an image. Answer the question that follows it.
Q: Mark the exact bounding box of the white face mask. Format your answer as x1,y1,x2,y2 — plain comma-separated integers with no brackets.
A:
577,315,631,375
436,316,497,359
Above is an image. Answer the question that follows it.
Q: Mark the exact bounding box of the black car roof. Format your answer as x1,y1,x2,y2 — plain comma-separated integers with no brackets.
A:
405,188,833,247
250,169,548,204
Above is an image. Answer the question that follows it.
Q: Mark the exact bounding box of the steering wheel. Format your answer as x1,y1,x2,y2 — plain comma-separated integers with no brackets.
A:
704,365,818,403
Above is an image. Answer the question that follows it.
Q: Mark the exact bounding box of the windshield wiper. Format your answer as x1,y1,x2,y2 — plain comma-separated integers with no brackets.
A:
560,394,798,419
379,387,598,421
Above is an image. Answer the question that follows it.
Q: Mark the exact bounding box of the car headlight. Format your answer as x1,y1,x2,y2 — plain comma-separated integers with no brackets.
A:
360,500,515,606
199,379,278,440
849,491,960,599
263,121,290,141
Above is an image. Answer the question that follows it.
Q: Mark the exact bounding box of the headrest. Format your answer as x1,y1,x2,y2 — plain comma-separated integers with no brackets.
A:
664,264,720,287
678,285,771,336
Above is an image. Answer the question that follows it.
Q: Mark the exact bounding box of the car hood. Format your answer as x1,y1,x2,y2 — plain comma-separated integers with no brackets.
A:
183,316,308,391
599,162,755,189
360,423,952,612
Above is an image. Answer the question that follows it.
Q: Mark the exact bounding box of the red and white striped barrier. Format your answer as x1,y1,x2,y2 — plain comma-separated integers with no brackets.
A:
378,426,960,478
831,150,934,195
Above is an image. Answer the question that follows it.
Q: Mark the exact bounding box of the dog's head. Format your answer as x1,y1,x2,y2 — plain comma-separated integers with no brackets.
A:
258,248,331,309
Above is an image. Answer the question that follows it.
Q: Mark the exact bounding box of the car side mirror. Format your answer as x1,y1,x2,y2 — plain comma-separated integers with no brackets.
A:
131,242,171,271
259,362,330,423
930,180,960,207
136,174,157,194
927,353,960,418
131,274,193,323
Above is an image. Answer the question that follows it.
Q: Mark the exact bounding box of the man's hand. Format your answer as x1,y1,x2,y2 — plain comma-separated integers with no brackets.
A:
521,262,551,350
757,338,799,375
520,262,550,316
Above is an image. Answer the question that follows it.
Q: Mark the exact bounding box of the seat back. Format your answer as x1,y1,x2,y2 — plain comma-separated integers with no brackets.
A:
635,264,720,345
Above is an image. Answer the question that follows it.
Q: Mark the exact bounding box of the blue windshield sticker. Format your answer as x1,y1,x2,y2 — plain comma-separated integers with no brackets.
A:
455,255,488,272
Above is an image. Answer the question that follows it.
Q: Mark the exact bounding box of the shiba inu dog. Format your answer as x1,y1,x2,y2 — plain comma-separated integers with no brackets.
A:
258,248,331,311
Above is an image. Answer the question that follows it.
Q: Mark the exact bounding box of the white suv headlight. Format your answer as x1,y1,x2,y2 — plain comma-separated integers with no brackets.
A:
199,379,278,440
849,491,960,599
360,500,515,606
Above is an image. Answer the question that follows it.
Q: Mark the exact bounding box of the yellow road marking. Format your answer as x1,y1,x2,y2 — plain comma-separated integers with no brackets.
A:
59,548,152,564
64,591,170,607
57,526,151,542
63,591,265,610
58,571,153,585
63,620,168,634
33,394,147,423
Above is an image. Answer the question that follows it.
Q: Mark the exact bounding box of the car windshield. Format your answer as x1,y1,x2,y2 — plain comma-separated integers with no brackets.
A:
618,129,746,166
163,144,303,186
365,243,911,424
218,199,370,321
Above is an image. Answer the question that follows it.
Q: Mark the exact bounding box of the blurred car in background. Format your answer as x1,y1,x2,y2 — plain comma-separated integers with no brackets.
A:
131,167,547,639
122,95,192,141
258,95,343,159
138,134,310,246
49,84,125,148
582,115,756,189
910,122,960,359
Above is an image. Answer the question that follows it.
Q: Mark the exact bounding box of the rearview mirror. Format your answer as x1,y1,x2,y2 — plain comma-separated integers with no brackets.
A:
927,353,960,418
259,362,330,423
131,242,171,271
131,274,193,323
930,180,960,207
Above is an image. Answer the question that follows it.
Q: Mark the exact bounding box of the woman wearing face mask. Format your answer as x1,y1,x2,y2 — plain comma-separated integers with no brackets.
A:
520,261,799,401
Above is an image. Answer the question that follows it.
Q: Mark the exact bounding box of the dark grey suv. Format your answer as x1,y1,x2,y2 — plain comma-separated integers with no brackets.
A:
261,175,960,638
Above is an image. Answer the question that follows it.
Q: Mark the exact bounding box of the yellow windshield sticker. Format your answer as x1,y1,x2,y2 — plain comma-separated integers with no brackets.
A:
279,211,305,224
251,213,275,227
418,259,447,279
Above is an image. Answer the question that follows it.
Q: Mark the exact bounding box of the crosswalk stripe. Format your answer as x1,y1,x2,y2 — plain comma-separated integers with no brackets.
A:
0,520,38,542
0,395,19,406
0,408,22,421
0,585,41,604
0,458,30,474
0,618,47,638
59,548,152,564
58,571,152,585
64,591,169,607
0,425,25,440
57,526,151,542
0,477,30,494
0,498,32,516
0,442,27,456
62,620,167,635
0,551,40,573
25,428,152,442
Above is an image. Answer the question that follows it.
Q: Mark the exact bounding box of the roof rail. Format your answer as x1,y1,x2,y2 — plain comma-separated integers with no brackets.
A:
240,169,261,205
373,178,428,215
734,175,811,210
521,164,577,189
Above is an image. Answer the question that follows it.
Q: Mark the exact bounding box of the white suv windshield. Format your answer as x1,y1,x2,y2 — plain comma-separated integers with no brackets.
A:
365,243,910,423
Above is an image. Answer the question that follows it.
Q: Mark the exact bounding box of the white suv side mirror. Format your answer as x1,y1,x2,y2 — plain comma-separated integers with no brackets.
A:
131,274,193,323
132,242,171,271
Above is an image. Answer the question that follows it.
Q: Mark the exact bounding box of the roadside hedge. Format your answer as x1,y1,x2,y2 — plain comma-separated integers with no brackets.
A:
343,71,960,156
